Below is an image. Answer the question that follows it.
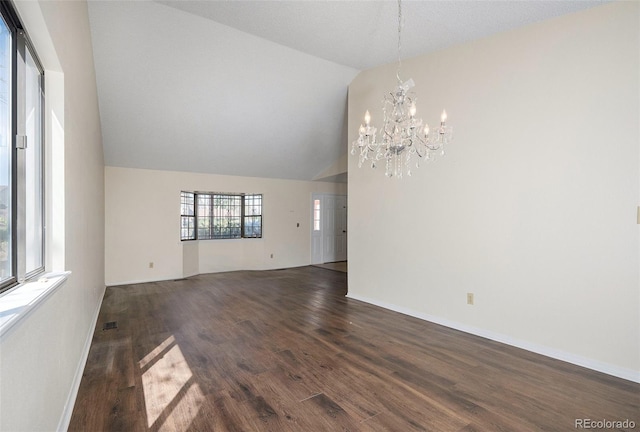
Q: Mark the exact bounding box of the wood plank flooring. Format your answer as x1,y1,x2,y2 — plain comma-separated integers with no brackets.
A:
69,266,639,431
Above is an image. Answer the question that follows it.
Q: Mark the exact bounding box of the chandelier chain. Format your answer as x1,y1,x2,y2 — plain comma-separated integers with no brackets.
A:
396,0,402,82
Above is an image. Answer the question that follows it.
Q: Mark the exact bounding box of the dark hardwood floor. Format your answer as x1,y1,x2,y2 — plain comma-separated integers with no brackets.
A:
69,266,639,431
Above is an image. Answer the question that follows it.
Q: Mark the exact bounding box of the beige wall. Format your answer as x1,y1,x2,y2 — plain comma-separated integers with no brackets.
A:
0,0,105,431
105,166,347,286
348,1,639,381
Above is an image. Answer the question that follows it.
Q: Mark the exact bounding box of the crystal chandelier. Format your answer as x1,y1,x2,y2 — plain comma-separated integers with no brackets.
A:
351,0,452,178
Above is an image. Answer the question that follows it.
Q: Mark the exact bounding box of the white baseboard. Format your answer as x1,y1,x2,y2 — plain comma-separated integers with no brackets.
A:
107,265,312,287
106,275,181,287
57,286,105,432
346,292,640,384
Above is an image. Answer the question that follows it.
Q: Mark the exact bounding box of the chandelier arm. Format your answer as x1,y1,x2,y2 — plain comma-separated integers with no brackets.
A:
383,128,395,143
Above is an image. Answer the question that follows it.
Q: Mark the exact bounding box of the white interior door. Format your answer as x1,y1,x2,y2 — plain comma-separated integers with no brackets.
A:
310,194,347,264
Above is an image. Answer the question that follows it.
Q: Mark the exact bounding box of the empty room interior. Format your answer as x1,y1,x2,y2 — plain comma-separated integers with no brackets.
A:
0,0,639,431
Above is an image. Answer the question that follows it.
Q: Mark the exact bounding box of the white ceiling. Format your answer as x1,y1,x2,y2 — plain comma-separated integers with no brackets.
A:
156,0,607,71
88,0,606,182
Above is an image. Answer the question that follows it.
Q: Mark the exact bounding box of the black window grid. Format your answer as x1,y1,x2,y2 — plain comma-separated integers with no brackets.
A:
181,191,262,240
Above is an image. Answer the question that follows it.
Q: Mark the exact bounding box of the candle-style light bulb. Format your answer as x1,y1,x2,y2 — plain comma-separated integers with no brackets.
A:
424,124,430,136
359,124,365,135
441,110,447,123
409,103,417,118
364,110,371,126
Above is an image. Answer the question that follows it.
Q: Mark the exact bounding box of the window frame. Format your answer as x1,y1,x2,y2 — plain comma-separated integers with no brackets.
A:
0,2,45,294
22,32,45,279
180,191,262,241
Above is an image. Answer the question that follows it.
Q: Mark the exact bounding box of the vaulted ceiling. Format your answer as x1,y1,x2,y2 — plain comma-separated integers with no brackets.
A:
88,0,605,182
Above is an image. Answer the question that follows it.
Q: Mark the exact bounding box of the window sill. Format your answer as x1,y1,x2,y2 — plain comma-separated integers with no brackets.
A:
0,271,71,338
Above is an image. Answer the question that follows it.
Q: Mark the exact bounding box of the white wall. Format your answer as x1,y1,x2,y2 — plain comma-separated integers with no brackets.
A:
105,166,347,286
348,1,639,381
0,1,105,431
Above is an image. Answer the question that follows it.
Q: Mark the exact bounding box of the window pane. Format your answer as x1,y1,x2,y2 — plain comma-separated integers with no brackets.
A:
181,216,195,240
0,17,11,282
180,191,194,216
244,216,262,237
213,194,241,239
244,194,261,216
25,46,43,274
313,199,320,231
197,194,213,240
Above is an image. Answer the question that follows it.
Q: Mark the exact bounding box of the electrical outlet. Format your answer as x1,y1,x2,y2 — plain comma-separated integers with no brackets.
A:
467,293,474,305
149,262,154,269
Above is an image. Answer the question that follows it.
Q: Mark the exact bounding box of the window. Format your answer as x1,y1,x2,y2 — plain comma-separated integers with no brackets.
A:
0,3,45,294
180,192,195,240
180,192,262,240
313,199,320,231
243,194,262,238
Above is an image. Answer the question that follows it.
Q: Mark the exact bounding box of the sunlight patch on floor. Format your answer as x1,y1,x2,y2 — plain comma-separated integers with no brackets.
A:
140,336,204,430
157,381,205,432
